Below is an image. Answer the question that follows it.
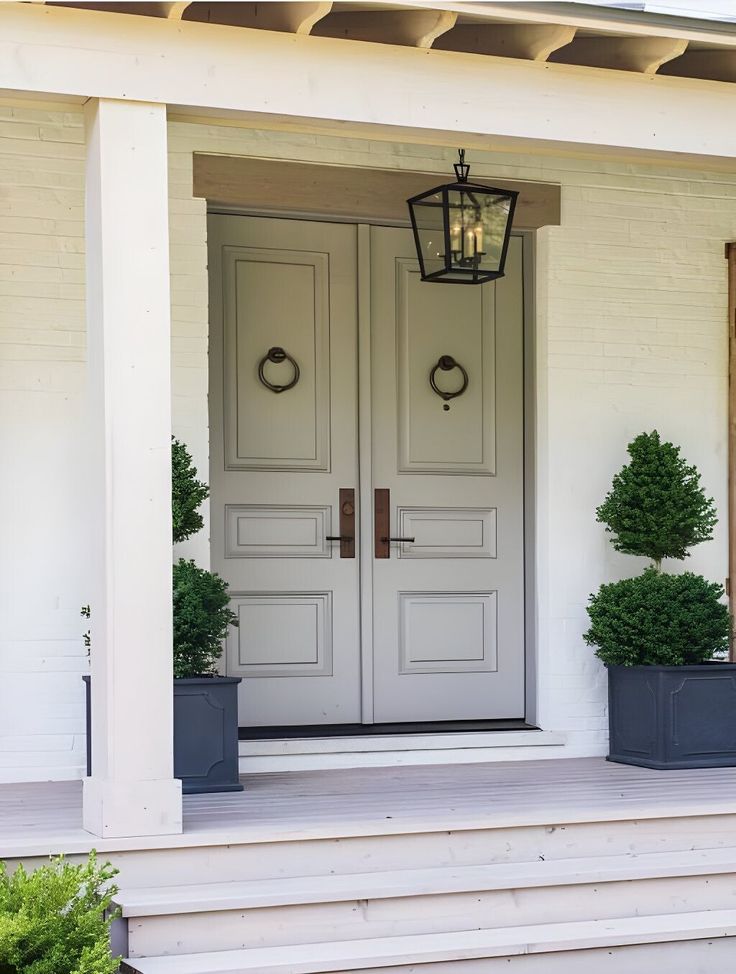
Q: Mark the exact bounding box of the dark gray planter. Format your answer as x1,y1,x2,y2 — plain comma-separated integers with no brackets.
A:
607,662,736,769
174,676,243,794
83,675,243,794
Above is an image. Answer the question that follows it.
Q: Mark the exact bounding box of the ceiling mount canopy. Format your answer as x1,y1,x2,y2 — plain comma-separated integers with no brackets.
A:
407,149,518,285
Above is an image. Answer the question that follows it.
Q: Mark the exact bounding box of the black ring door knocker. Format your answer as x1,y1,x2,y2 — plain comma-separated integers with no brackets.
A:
257,346,300,394
429,355,469,410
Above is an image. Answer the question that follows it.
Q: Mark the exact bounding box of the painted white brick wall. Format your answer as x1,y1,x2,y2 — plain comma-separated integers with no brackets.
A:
1,100,733,779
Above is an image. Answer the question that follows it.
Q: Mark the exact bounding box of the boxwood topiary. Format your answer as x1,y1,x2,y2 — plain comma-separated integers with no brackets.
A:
585,566,730,667
172,437,209,546
173,558,238,678
596,430,717,568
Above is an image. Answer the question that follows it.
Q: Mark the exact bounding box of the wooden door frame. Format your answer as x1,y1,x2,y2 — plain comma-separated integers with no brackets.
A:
201,154,549,726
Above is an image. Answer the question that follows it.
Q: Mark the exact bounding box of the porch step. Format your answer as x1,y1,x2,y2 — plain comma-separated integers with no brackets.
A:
120,910,736,974
116,847,736,957
114,845,736,915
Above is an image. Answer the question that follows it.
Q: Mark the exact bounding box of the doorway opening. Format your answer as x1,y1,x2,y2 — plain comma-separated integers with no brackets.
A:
208,212,533,734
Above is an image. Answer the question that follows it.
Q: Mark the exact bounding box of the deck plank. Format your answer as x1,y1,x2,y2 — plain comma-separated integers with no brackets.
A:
2,758,736,858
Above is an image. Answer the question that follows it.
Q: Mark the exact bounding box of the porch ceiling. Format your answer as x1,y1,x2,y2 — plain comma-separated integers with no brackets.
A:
41,0,736,83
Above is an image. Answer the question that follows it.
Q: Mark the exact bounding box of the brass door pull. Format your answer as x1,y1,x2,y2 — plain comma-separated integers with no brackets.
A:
381,537,415,544
327,536,353,542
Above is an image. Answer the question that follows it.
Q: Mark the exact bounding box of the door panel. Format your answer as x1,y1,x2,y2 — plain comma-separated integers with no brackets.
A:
209,215,361,725
370,228,525,722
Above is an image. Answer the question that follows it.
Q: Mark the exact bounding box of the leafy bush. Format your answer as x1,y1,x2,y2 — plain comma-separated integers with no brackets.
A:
596,430,717,566
173,558,238,678
172,438,209,545
0,852,118,974
585,567,730,667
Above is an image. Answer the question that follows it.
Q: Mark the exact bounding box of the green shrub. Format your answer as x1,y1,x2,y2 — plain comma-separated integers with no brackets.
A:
173,558,238,678
0,851,118,974
172,438,209,545
596,430,717,566
585,566,730,667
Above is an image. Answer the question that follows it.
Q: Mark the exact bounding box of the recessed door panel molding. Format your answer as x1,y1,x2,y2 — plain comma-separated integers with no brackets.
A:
222,244,331,472
399,592,498,675
396,258,496,476
225,504,332,558
228,592,333,679
397,507,497,559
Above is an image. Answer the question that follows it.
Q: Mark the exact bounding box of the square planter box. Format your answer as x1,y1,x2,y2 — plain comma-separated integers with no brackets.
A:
607,662,736,770
83,675,243,794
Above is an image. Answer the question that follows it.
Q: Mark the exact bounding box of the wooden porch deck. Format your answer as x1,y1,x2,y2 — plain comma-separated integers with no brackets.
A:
3,757,736,860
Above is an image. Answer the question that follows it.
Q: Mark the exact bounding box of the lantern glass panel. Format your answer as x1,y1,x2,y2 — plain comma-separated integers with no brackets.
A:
446,188,512,276
410,189,446,279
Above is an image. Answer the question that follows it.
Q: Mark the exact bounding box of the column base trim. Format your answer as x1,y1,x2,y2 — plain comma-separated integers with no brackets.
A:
82,776,182,839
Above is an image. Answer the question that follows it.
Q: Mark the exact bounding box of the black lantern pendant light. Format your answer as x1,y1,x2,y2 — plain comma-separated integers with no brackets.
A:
407,150,518,285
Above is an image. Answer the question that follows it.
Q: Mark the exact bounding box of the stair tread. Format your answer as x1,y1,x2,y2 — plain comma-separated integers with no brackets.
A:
114,845,736,916
121,909,736,973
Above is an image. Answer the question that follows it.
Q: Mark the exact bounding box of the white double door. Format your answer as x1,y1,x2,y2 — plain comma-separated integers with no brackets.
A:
209,214,525,727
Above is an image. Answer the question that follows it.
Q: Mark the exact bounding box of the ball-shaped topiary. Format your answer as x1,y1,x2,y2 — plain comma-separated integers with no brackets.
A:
172,438,209,545
584,566,730,667
173,559,238,678
596,430,717,567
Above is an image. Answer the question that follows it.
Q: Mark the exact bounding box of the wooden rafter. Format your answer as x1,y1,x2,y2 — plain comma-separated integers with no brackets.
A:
182,2,333,34
434,23,576,61
312,9,457,48
549,35,688,74
161,1,191,19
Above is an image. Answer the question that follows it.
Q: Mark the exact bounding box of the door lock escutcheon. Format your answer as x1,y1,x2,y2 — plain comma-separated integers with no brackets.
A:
374,489,414,558
327,488,355,558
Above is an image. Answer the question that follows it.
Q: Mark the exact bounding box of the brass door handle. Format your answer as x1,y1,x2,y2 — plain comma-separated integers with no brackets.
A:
326,536,353,542
381,537,415,544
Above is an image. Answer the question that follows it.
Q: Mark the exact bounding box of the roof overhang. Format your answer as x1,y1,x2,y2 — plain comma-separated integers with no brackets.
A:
3,1,736,164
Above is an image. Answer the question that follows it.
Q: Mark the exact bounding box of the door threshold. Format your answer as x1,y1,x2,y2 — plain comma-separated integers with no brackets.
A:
239,719,535,740
238,727,567,773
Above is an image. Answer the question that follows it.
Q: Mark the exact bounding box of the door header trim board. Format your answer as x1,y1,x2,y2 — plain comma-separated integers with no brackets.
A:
193,154,560,230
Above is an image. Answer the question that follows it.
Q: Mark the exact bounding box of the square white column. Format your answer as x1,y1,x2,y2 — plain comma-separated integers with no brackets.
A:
83,98,182,838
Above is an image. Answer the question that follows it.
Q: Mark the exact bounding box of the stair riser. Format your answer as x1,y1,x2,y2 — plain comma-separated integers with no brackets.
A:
306,937,736,974
126,871,736,957
14,813,734,890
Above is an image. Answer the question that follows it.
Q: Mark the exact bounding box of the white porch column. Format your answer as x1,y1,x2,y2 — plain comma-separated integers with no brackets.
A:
83,98,182,838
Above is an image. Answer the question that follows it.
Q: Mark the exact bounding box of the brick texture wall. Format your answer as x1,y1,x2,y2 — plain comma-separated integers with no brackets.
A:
0,101,733,779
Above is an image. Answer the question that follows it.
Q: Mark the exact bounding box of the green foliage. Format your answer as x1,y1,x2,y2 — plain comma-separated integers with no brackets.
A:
172,438,209,545
585,567,731,667
596,430,717,565
0,851,119,974
173,558,238,678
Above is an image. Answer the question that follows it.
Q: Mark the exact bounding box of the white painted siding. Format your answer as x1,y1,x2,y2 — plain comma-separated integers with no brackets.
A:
0,100,732,779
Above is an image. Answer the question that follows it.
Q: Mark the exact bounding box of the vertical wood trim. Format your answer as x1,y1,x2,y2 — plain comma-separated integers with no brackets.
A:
357,225,375,722
726,242,736,659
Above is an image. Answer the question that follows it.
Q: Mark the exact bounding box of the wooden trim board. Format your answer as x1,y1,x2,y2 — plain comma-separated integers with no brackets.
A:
726,241,736,658
193,154,561,229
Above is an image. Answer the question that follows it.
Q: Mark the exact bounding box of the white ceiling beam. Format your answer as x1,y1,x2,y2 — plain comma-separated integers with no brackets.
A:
182,2,333,34
434,23,576,61
660,50,736,83
312,9,457,49
4,4,736,162
549,35,688,74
